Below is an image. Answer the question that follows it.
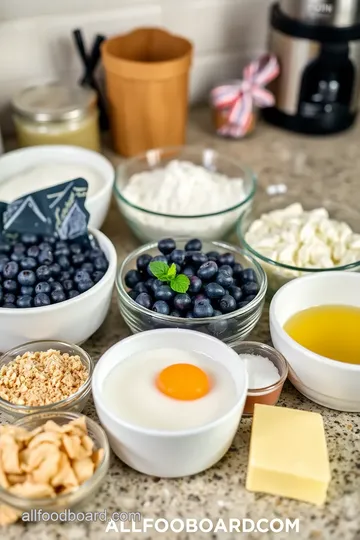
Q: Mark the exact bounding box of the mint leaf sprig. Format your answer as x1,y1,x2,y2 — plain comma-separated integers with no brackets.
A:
149,261,190,294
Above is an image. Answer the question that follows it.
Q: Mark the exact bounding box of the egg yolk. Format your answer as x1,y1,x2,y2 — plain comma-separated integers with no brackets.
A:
156,363,210,401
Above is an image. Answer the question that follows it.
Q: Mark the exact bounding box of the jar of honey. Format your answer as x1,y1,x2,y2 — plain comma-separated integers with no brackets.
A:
11,83,100,152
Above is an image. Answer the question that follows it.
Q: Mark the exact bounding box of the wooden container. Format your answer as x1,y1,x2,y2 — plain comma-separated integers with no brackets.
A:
102,28,193,157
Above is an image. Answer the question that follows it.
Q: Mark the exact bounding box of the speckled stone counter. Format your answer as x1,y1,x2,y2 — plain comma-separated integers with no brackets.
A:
3,109,360,540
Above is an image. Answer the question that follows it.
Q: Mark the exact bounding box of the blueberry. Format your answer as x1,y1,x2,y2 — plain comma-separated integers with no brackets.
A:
133,282,148,294
81,262,94,274
244,294,257,302
239,268,257,284
151,279,163,292
20,286,34,296
11,251,25,262
197,261,218,281
208,319,228,337
125,269,142,288
68,290,80,299
185,239,202,252
77,280,94,293
3,303,15,308
237,300,250,309
38,250,54,265
34,293,51,307
27,245,40,258
170,310,181,317
218,253,235,267
0,256,9,272
242,282,258,296
48,277,55,283
219,294,237,313
88,248,103,261
192,293,206,304
219,264,233,276
74,270,91,284
16,295,33,308
128,290,138,300
158,238,176,255
228,285,243,303
51,281,64,292
18,270,36,286
206,251,219,262
145,278,155,291
70,243,82,254
232,262,243,279
55,247,70,258
216,271,233,289
49,263,61,277
35,282,51,294
191,252,208,267
173,293,192,312
94,257,108,271
38,242,52,252
213,309,222,316
4,293,15,304
155,285,174,302
204,282,226,299
152,300,170,315
3,279,17,293
72,253,85,267
135,292,152,309
36,265,51,281
13,243,26,255
169,249,185,266
51,289,67,303
3,261,19,279
189,276,202,294
186,311,195,318
92,271,105,284
193,299,214,318
57,255,71,269
43,235,56,245
55,240,68,250
20,257,37,270
0,243,10,254
182,266,195,278
21,234,38,245
136,254,152,272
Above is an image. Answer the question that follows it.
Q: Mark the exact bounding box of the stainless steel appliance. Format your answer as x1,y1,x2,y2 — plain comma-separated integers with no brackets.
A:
263,0,360,134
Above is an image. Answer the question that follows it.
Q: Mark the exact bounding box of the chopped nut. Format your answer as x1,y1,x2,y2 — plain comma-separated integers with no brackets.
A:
81,435,94,455
9,481,55,498
24,442,60,472
51,452,78,489
28,431,62,449
62,434,88,460
0,504,21,526
30,449,61,484
0,434,21,474
92,448,104,469
6,474,27,485
62,416,87,435
0,350,88,407
0,455,10,489
72,457,94,484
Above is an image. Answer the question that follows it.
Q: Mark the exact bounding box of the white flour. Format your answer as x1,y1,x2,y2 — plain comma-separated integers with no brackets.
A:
120,160,248,241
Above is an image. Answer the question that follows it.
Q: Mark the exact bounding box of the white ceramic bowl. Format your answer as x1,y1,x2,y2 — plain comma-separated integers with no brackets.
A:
0,229,117,352
270,271,360,412
92,328,248,478
0,146,114,229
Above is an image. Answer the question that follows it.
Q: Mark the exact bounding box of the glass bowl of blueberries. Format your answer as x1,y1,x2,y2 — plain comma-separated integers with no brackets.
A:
116,238,267,345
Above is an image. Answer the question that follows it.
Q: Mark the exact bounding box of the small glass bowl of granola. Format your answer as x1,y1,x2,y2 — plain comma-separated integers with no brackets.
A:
0,412,110,525
0,341,93,420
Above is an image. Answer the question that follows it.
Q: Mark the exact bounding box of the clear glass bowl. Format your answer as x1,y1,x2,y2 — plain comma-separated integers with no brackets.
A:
116,239,267,346
114,146,257,242
0,341,93,421
236,185,360,297
233,341,288,416
0,412,110,513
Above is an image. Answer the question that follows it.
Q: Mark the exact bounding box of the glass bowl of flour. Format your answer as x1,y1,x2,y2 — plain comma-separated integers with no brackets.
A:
114,146,257,242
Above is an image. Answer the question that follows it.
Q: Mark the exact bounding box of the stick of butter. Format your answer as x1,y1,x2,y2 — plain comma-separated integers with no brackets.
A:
246,404,331,505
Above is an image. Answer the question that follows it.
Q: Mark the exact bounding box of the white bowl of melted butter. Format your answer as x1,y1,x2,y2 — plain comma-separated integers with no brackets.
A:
0,145,114,229
92,328,248,478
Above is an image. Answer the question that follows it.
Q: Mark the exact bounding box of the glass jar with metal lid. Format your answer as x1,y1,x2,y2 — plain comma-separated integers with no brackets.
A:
11,82,101,152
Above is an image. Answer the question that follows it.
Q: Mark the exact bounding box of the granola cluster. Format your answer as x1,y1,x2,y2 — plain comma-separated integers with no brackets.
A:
0,416,104,525
0,349,89,406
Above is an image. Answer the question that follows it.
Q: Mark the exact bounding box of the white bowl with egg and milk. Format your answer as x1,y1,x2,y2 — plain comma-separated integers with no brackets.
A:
0,146,114,229
92,328,248,478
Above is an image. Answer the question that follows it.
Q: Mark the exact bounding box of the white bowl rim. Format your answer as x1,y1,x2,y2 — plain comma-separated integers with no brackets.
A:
270,270,360,372
0,145,115,203
92,328,249,437
0,228,117,314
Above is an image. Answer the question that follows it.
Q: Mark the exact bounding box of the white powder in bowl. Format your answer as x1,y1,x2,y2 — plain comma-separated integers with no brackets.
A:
119,160,249,241
0,163,103,201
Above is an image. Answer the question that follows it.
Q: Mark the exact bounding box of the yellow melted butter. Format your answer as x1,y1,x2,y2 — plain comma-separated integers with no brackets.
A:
284,305,360,365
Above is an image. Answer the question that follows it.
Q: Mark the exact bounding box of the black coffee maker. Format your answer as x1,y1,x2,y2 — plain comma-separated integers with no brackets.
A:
264,0,360,134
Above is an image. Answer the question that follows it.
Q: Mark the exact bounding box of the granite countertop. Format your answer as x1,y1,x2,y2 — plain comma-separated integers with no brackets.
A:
3,109,360,540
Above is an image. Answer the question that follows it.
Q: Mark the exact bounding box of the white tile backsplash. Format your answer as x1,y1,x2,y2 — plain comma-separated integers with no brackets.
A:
0,0,272,134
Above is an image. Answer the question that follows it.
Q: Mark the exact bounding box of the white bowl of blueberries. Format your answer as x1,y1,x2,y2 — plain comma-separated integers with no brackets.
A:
116,238,267,345
0,229,117,351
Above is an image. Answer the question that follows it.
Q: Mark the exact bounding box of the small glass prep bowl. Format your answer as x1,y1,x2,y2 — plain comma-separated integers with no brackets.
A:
0,341,93,421
236,185,360,297
0,412,110,514
116,239,267,346
114,146,257,242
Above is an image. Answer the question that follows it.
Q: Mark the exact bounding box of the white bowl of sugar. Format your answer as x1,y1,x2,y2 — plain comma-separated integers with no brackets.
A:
0,145,114,229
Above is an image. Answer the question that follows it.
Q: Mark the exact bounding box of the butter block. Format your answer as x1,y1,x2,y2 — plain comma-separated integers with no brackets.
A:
246,404,331,505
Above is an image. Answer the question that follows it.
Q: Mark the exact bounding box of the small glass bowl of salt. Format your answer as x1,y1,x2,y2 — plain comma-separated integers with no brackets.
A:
234,341,288,416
